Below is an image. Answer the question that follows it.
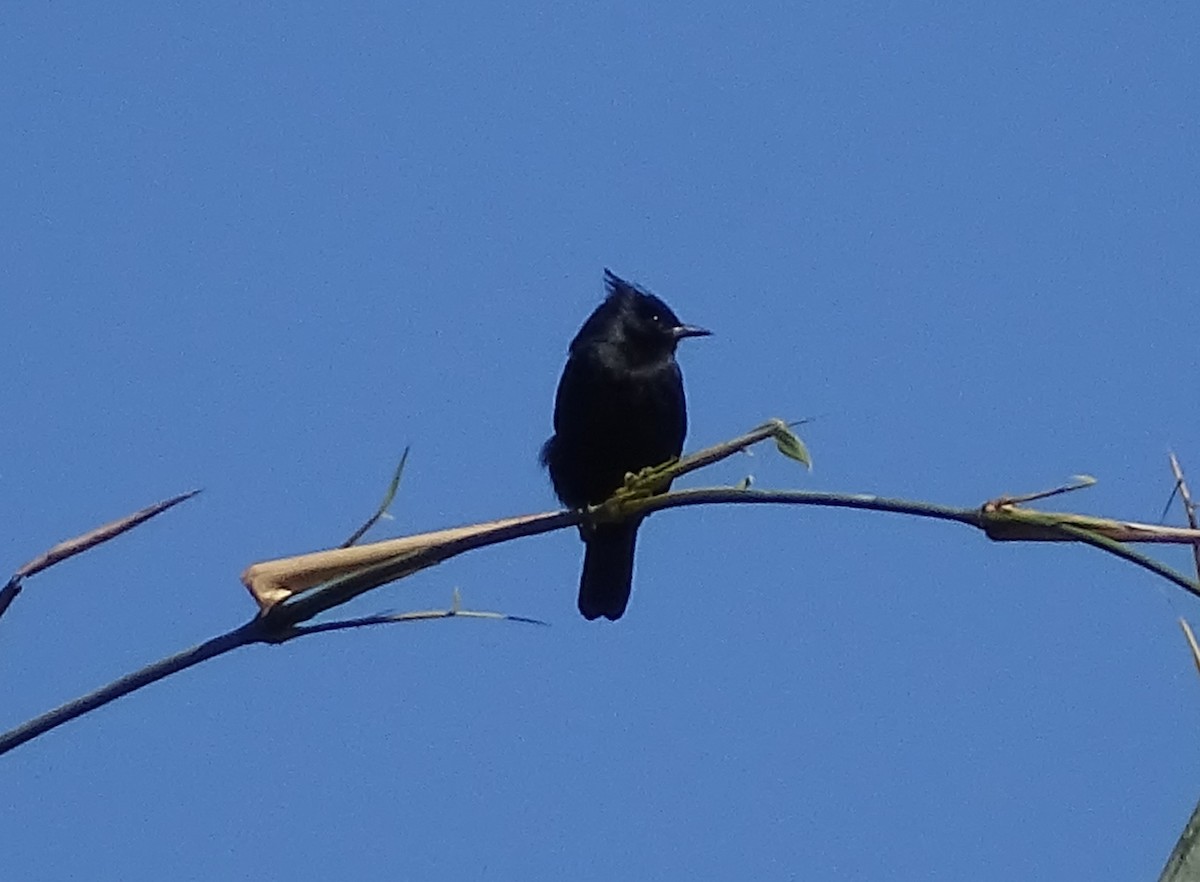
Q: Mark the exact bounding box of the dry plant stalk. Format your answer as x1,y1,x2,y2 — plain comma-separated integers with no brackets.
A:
242,512,559,611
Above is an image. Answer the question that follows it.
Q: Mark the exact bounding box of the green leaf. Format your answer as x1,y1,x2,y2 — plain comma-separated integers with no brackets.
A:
773,424,813,470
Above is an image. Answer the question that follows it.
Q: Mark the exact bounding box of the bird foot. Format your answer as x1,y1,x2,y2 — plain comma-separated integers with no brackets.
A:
613,457,679,501
584,458,680,531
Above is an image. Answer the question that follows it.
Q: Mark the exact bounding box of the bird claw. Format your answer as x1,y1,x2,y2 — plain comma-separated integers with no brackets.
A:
614,457,679,500
584,458,677,530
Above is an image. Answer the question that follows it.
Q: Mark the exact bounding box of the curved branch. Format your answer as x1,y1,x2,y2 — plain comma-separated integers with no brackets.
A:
0,595,546,757
0,619,261,755
627,487,984,528
6,419,1200,757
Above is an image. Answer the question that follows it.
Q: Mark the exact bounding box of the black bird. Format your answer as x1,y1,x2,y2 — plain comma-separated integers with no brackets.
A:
542,269,709,620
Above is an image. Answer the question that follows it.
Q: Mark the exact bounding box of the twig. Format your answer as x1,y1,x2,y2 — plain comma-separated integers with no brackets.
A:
652,419,808,487
292,606,549,638
1179,619,1200,677
342,449,408,548
13,490,202,581
986,475,1096,508
1169,452,1200,583
0,579,19,621
1,490,202,624
0,620,258,755
0,594,541,756
1048,523,1200,600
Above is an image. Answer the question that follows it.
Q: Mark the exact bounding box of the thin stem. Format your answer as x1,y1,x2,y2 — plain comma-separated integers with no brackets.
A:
1051,523,1200,600
1168,452,1200,583
0,619,262,756
3,490,202,625
628,487,985,528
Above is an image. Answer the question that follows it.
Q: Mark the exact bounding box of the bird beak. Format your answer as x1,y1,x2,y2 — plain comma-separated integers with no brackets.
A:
672,324,712,340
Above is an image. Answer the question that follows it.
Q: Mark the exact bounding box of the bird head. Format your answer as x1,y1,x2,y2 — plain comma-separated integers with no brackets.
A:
592,269,711,363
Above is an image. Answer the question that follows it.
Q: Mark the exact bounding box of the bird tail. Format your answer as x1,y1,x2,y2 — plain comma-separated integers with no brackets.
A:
578,522,639,621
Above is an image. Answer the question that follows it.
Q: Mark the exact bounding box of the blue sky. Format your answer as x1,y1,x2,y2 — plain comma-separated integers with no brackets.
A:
4,3,1199,878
